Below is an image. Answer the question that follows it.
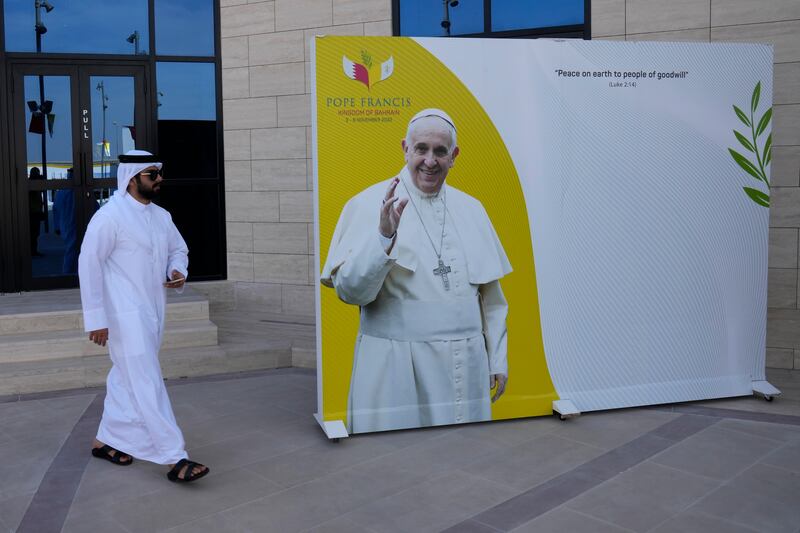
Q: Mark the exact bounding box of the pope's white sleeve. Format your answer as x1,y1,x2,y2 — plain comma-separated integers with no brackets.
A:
331,231,396,306
78,214,116,332
166,217,189,281
480,280,509,376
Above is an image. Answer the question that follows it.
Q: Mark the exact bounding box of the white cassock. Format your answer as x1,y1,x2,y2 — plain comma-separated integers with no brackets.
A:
321,167,512,434
79,192,189,464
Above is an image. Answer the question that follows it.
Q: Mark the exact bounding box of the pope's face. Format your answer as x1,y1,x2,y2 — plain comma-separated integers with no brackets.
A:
402,120,459,194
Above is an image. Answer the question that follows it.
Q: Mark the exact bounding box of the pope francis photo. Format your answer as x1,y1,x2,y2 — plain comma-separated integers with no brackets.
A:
321,108,512,434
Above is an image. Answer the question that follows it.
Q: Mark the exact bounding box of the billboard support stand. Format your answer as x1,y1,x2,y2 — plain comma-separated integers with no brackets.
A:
314,413,349,441
752,381,781,402
553,399,581,420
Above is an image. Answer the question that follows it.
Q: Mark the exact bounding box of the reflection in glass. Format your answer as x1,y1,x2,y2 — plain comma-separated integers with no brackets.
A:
399,0,483,36
90,76,136,179
157,63,217,179
25,76,73,181
155,0,215,56
4,0,149,54
491,0,584,31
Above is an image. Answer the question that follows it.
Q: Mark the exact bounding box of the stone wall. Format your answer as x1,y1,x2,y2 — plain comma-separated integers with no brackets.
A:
593,0,800,369
219,0,799,368
219,0,392,316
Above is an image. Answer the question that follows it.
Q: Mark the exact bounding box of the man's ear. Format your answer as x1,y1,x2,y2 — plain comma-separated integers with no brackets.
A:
450,146,460,165
401,139,408,153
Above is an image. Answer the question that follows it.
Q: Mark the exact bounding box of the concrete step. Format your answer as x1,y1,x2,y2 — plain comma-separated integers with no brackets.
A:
0,300,210,336
0,343,294,396
0,287,210,333
0,319,218,363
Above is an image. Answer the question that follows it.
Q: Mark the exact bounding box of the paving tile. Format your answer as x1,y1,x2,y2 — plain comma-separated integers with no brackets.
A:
552,409,678,450
345,484,469,533
650,509,761,533
185,429,308,475
460,434,605,491
163,512,248,532
470,469,602,531
565,461,721,532
250,433,397,487
180,405,301,448
441,520,500,533
61,508,132,533
650,425,784,480
306,516,377,532
454,416,561,447
69,460,167,516
0,492,33,533
217,466,409,533
107,467,282,533
760,440,800,473
510,508,632,533
351,431,509,490
692,463,800,533
412,470,518,516
715,418,800,443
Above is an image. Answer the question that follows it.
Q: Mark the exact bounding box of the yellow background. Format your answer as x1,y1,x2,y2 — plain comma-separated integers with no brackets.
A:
316,36,558,427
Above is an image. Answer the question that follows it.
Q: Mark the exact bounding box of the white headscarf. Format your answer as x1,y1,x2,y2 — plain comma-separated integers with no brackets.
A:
116,150,162,197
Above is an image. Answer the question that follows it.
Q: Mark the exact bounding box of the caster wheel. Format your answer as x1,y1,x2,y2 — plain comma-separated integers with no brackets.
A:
764,395,774,402
332,438,341,443
559,415,567,421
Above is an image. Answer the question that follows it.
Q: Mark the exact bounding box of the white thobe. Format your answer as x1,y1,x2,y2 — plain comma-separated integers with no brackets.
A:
79,193,189,464
322,168,512,434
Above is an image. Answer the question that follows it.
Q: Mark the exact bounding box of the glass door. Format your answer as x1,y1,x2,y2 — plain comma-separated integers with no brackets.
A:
10,62,150,290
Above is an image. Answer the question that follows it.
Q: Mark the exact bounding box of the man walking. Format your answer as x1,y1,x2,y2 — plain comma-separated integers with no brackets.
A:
78,150,209,483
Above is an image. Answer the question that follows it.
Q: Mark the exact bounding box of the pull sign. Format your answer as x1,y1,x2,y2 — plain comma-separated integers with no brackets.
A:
82,109,89,139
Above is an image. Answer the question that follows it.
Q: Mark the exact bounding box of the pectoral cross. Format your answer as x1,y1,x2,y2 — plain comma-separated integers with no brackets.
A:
433,258,452,291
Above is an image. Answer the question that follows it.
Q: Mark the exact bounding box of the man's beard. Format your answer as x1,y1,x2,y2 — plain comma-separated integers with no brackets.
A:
135,177,160,199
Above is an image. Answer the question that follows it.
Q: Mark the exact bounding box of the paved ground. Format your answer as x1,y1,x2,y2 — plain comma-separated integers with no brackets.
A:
1,368,799,533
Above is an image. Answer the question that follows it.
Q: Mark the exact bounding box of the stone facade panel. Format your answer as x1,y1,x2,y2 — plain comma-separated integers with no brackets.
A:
254,253,311,283
223,97,278,130
253,223,309,254
250,62,306,97
225,192,280,222
251,127,307,159
250,31,306,66
332,0,391,25
626,0,710,35
252,159,308,191
221,2,275,37
275,0,333,31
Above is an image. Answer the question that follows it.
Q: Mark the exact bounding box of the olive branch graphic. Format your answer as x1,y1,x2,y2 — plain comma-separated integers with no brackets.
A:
729,81,772,207
360,50,373,70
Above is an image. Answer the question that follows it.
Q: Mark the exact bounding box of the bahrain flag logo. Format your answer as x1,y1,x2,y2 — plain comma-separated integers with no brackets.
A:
342,50,394,90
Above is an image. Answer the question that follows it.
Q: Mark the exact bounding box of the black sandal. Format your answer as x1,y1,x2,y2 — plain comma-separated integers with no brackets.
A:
167,458,209,483
91,444,133,466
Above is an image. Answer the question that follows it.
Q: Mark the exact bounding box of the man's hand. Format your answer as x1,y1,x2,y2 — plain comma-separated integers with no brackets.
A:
379,177,409,239
164,270,186,289
490,374,507,403
89,328,109,346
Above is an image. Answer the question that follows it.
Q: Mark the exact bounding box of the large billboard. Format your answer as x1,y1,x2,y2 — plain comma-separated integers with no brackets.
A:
312,36,774,437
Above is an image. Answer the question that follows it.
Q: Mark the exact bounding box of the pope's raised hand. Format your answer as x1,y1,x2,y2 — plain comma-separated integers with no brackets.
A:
380,177,408,239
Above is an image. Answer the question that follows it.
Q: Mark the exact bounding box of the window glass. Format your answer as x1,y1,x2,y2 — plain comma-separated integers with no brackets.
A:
399,0,483,36
24,76,72,181
156,182,222,278
4,0,149,54
156,62,217,179
491,0,584,32
155,0,215,56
